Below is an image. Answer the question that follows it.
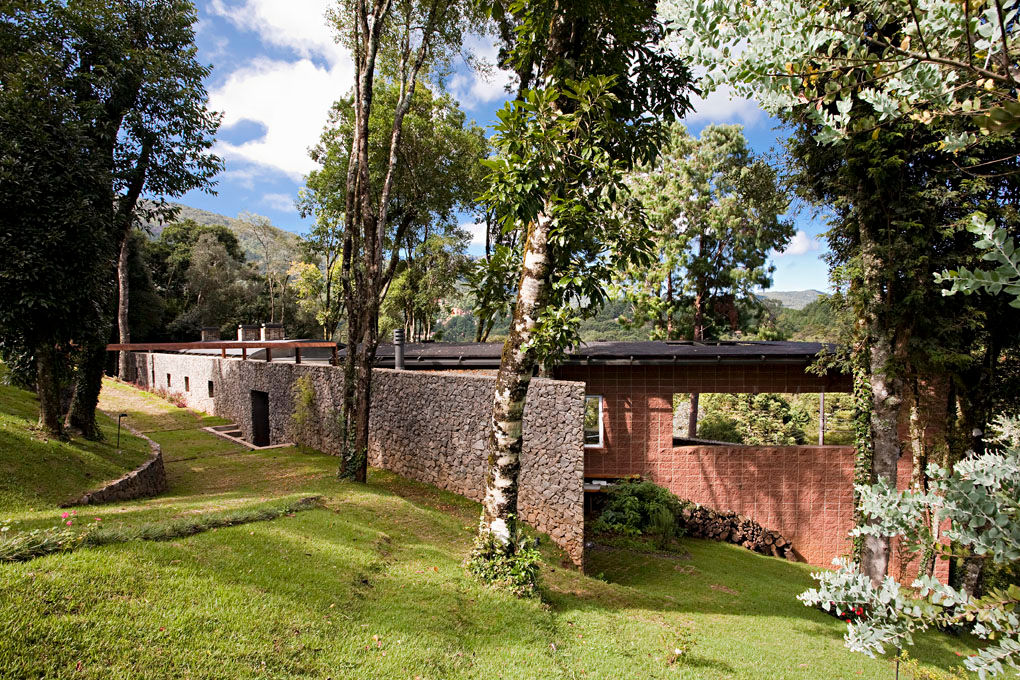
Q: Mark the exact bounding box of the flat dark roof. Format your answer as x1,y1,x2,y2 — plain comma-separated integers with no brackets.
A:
367,340,831,369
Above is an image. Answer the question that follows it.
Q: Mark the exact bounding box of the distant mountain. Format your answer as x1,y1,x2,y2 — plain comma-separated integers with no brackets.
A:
141,202,303,267
758,289,824,310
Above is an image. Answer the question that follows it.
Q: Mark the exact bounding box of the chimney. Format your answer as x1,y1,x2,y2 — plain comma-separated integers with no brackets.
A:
393,328,405,370
200,327,220,342
261,323,285,341
237,324,260,342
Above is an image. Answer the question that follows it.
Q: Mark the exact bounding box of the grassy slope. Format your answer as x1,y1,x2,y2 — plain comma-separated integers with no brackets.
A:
0,374,151,512
0,380,978,679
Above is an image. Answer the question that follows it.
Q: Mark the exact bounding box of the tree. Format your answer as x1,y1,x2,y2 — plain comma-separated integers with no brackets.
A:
0,1,111,434
698,393,811,445
144,220,248,337
240,212,290,324
184,233,250,328
661,0,1020,157
466,0,693,587
787,117,1020,584
621,123,794,435
0,0,219,436
302,0,486,480
381,231,470,341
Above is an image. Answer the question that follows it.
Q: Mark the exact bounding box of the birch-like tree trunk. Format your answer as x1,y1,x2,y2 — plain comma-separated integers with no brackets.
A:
480,209,551,545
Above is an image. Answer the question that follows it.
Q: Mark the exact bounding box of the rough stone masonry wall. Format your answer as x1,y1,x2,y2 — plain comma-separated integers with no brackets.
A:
65,426,167,506
129,353,587,567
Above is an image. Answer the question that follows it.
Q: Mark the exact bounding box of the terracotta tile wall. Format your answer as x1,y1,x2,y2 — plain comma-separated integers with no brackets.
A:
560,364,950,582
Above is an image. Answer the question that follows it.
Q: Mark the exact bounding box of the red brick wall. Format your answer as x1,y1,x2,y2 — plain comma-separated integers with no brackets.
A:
559,364,949,582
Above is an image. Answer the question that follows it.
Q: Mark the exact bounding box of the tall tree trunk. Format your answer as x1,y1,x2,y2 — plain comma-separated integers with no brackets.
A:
338,299,362,479
665,271,674,339
480,209,551,546
352,306,377,483
36,343,64,437
858,207,903,585
66,341,108,439
117,235,132,382
69,139,151,439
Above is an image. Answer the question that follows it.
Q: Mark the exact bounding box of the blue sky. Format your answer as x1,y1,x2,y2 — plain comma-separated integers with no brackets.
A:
179,0,831,292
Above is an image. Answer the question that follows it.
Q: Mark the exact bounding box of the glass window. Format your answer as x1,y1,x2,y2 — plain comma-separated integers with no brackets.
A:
584,395,603,447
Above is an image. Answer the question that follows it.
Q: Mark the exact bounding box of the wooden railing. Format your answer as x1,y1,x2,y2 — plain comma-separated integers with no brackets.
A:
106,341,339,364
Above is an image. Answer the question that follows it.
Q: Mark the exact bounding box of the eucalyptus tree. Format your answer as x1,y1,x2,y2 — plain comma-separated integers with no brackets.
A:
621,123,793,435
303,0,487,479
662,0,1020,155
466,0,693,587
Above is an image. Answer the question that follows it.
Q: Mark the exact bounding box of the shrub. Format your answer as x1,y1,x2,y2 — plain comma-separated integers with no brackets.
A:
151,386,186,408
696,412,743,443
466,524,541,598
591,481,686,547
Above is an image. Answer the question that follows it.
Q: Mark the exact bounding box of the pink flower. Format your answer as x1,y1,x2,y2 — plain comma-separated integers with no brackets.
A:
66,520,72,526
61,512,69,519
94,517,101,522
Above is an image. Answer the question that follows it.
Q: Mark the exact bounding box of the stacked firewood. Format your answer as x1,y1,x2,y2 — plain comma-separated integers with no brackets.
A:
678,503,794,560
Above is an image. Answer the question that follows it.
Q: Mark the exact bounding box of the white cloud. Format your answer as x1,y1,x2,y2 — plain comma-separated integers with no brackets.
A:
210,56,354,179
776,230,821,257
685,84,764,126
449,34,513,109
204,0,354,180
262,192,296,212
209,0,346,66
461,221,487,247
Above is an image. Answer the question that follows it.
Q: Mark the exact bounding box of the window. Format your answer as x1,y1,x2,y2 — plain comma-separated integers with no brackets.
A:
584,395,603,447
166,373,171,387
184,376,190,392
208,381,215,398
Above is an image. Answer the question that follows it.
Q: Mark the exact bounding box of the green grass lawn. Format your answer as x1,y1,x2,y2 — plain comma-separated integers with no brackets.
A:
0,372,151,512
0,378,978,679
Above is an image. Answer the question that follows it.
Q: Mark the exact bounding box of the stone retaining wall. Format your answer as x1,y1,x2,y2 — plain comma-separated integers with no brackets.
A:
128,352,587,566
65,426,166,506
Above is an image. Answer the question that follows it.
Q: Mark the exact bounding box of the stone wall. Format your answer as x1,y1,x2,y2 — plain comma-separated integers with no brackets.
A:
128,352,587,566
65,426,167,506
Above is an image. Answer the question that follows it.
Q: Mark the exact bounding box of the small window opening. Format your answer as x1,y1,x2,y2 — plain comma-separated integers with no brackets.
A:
208,381,215,398
184,376,190,392
584,395,603,447
167,373,171,387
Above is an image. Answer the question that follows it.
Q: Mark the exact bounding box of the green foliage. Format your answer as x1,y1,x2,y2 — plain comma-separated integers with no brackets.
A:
697,412,744,444
773,298,839,342
662,0,1020,155
291,376,316,433
936,211,1020,308
619,123,794,340
0,497,322,563
591,481,686,549
800,416,1020,677
700,393,810,446
466,529,542,598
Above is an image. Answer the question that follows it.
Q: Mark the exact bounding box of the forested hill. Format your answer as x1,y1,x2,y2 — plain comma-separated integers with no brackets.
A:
141,202,303,266
757,289,823,310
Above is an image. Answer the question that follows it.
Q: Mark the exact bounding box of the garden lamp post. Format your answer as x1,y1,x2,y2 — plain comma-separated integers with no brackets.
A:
117,413,128,453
